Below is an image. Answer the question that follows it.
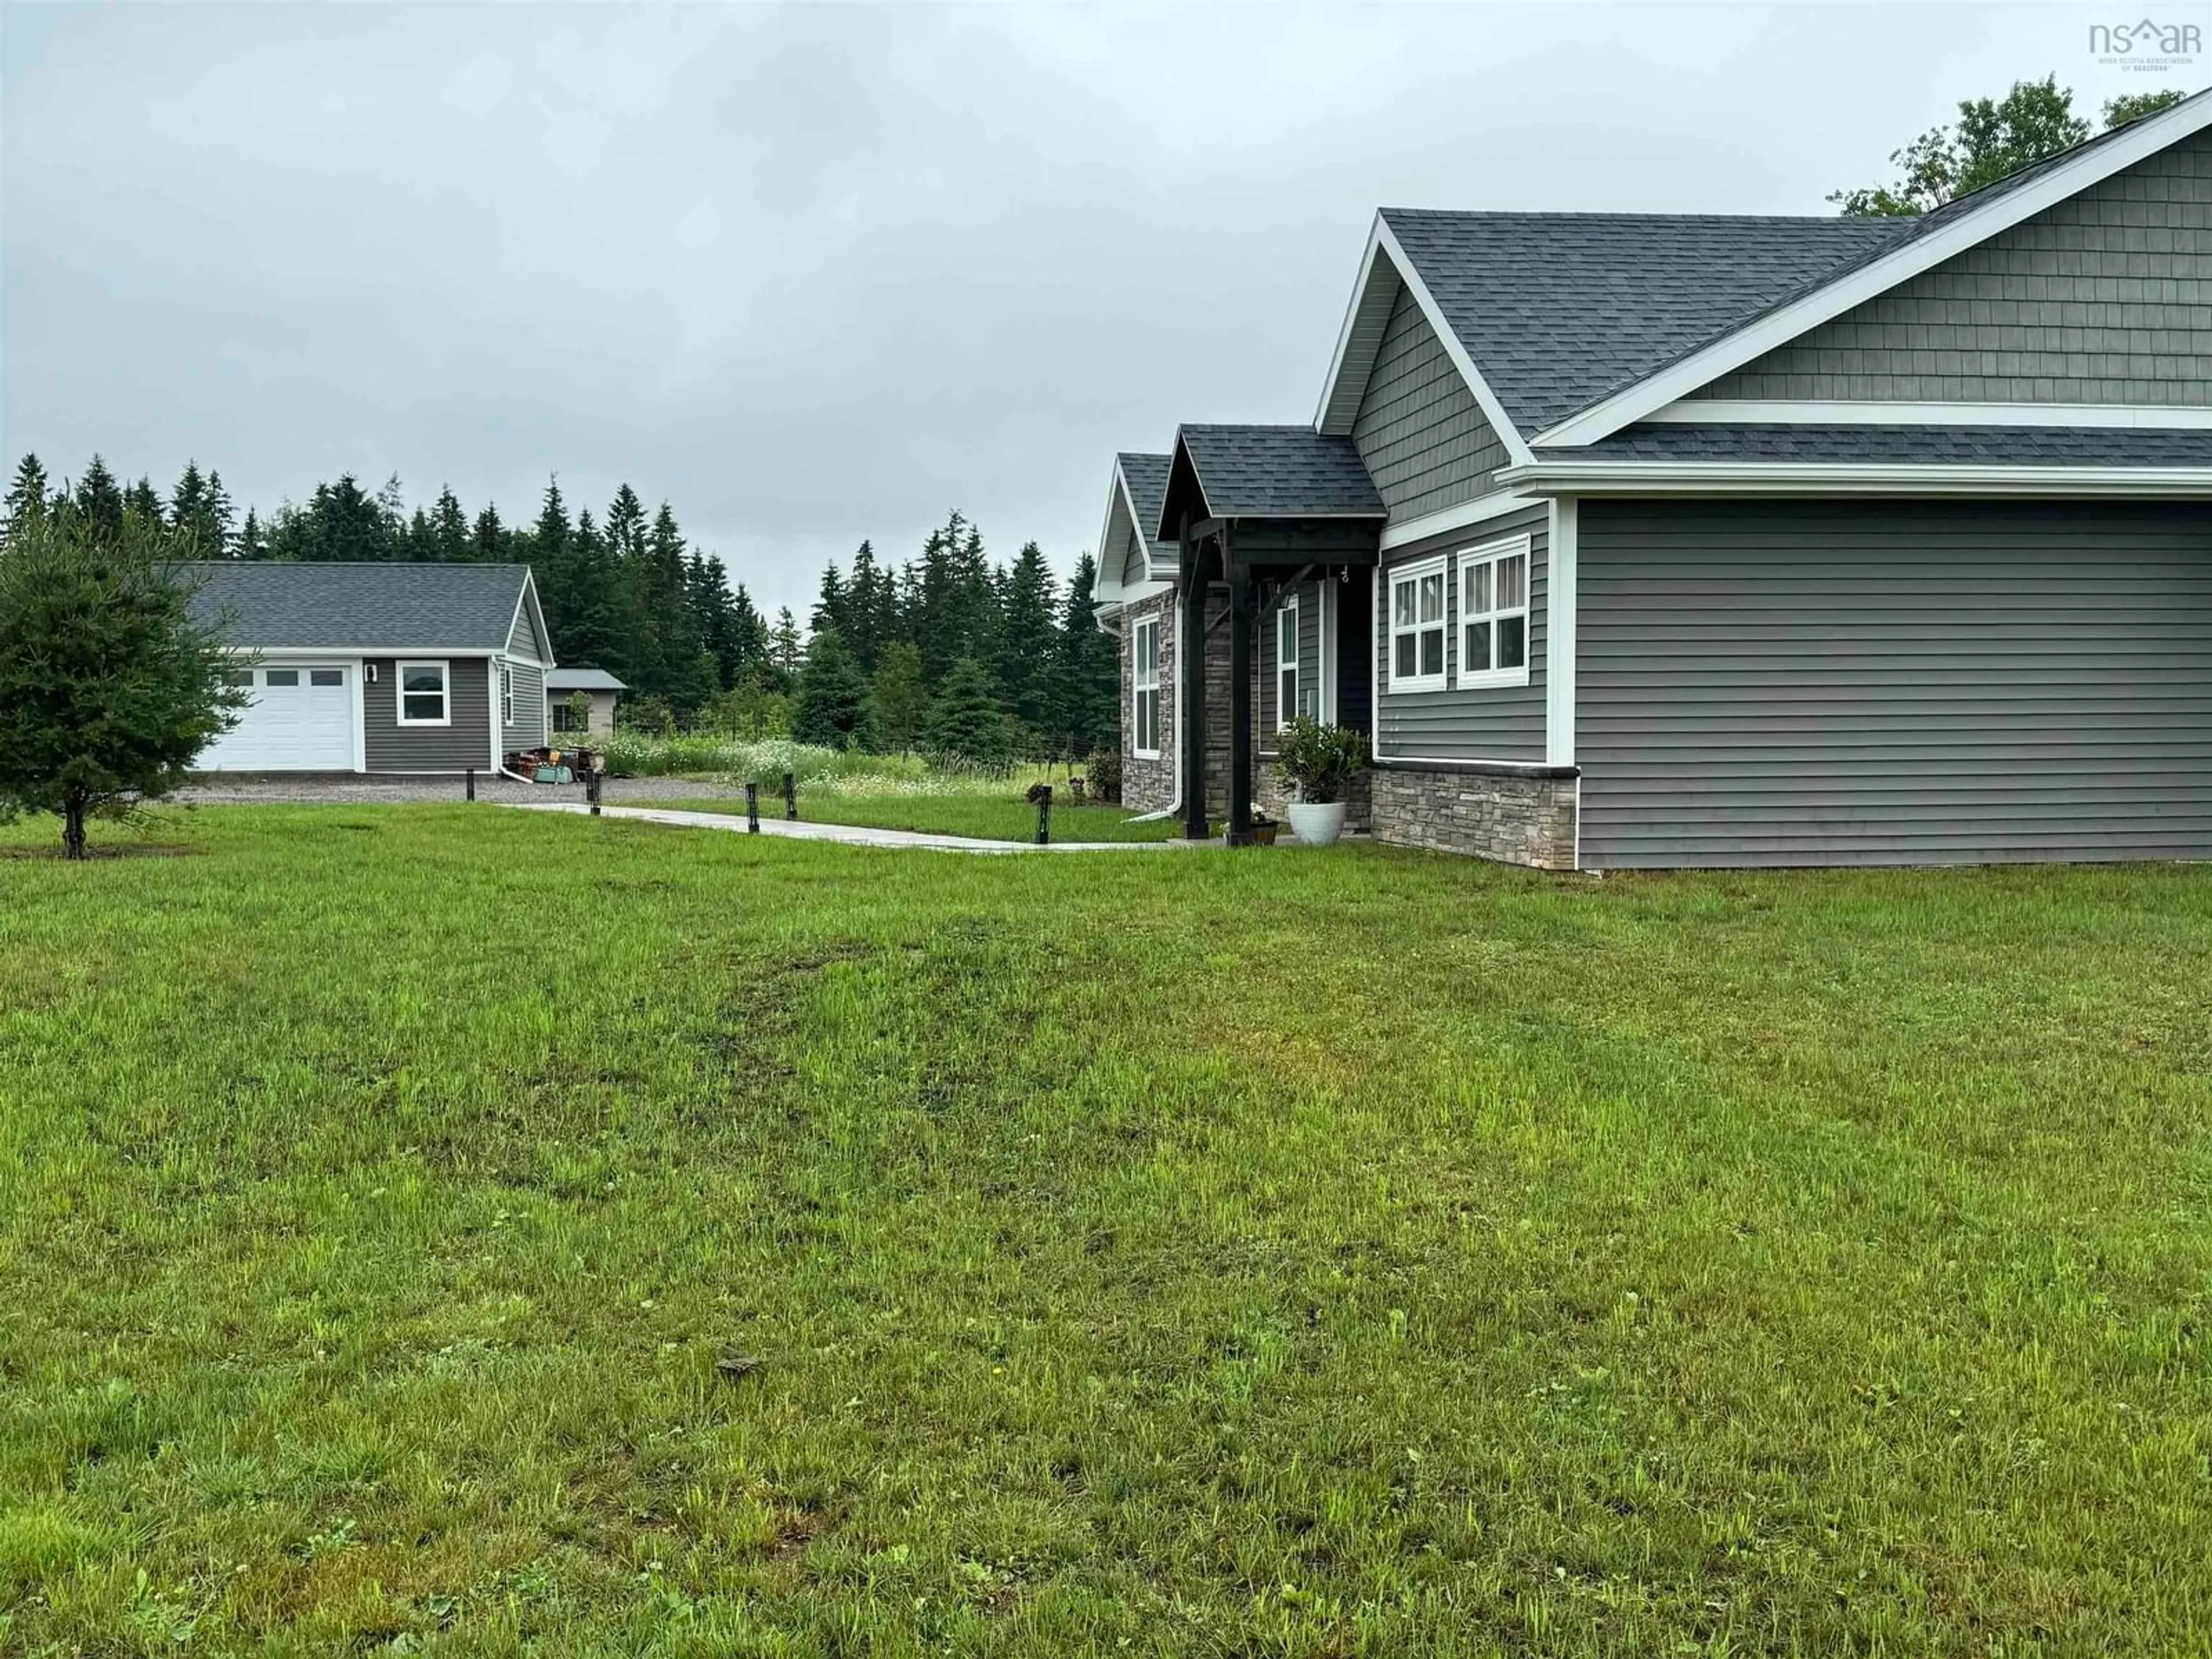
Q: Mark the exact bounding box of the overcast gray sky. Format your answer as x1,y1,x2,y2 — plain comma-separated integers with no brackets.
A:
3,2,2201,617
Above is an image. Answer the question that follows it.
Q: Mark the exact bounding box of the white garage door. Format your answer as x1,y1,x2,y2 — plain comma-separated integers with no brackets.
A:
199,665,356,771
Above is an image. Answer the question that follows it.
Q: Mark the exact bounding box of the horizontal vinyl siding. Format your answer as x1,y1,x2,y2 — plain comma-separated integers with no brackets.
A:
1374,502,1547,762
509,603,548,663
364,656,493,772
1576,499,2212,868
503,661,546,751
1351,281,1511,519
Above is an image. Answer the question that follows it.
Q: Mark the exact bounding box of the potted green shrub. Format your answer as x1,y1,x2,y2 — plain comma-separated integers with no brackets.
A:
1272,717,1369,847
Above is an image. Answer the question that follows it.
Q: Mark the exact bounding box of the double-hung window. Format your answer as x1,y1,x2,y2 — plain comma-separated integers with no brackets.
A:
1459,536,1531,688
1275,596,1299,730
501,665,515,728
397,660,450,726
1131,618,1162,757
1387,558,1448,694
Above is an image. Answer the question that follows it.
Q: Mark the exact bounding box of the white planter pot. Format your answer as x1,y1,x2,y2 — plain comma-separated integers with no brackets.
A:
1286,800,1347,847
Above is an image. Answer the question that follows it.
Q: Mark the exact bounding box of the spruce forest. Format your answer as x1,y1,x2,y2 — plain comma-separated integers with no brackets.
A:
2,451,1123,763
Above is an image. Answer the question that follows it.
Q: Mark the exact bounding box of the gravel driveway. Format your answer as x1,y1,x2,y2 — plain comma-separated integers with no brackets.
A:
175,774,738,807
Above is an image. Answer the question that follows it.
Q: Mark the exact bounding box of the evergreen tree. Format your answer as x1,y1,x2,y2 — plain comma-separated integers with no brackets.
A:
1054,551,1120,757
69,456,125,540
646,502,715,713
2,453,50,545
869,640,929,752
922,656,1013,762
474,502,506,559
555,505,627,674
0,509,243,857
429,485,471,562
812,560,849,641
845,540,894,671
728,582,772,686
124,476,164,524
790,628,873,750
994,539,1060,740
169,460,208,539
235,506,264,560
770,607,804,678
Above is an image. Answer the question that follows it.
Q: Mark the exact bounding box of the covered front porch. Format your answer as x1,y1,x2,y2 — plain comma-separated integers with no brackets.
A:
1156,425,1387,845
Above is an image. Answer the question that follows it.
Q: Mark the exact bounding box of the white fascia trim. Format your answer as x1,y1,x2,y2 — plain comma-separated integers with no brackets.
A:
1094,458,1132,604
1641,400,2212,430
1380,489,1541,551
1374,219,1536,469
1545,498,1577,768
1531,93,2212,448
350,656,368,774
1313,223,1390,431
1498,460,2212,498
228,644,505,657
1120,577,1173,604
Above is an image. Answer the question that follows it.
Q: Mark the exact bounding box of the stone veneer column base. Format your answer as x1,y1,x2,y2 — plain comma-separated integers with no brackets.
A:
1369,767,1578,870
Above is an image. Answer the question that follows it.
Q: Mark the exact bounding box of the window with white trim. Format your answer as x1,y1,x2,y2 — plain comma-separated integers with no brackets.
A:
501,665,514,728
397,660,450,726
1275,595,1298,731
1386,557,1448,694
1131,617,1162,757
1459,536,1531,688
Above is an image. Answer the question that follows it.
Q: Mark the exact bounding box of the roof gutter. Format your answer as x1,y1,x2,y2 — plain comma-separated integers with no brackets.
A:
1497,459,2212,498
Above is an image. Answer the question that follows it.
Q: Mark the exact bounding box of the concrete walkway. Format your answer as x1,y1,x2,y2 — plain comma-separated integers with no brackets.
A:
501,800,1204,854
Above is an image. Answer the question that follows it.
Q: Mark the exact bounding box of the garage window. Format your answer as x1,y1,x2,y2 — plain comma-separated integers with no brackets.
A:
264,668,299,688
223,669,254,689
397,661,450,726
311,668,344,688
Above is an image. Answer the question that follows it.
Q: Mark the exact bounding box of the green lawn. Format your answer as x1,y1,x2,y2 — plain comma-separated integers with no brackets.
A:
637,791,1183,844
3,806,2210,1656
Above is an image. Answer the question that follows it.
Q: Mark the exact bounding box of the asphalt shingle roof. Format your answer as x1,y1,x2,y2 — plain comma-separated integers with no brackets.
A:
1174,425,1384,522
1116,451,1176,563
180,561,534,650
545,667,627,692
1571,423,2212,467
1381,209,1910,436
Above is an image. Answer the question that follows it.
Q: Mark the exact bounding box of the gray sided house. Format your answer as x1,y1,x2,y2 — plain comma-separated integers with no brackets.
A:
184,562,554,774
1090,90,2212,869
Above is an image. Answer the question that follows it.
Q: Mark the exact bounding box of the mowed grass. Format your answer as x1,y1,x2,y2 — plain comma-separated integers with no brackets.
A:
635,793,1183,844
2,807,2210,1656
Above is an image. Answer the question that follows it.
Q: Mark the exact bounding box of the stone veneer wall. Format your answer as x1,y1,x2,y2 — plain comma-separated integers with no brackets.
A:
1369,767,1577,869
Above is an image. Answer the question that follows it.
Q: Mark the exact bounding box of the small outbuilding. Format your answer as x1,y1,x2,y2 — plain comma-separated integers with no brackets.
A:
183,560,553,774
545,668,626,736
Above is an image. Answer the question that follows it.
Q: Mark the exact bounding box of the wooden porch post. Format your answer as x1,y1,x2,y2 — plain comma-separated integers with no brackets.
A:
1180,516,1210,840
1226,532,1255,847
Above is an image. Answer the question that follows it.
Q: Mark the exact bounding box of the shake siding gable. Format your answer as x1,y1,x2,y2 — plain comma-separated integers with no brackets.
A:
1372,501,1548,762
1692,126,2212,406
1574,499,2212,868
1351,281,1513,518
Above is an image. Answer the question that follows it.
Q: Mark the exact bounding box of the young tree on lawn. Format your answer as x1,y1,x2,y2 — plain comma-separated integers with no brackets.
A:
921,656,1013,762
0,508,243,858
791,628,873,750
869,640,929,752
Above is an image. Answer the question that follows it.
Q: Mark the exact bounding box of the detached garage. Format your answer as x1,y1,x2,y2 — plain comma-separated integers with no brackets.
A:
181,562,554,775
